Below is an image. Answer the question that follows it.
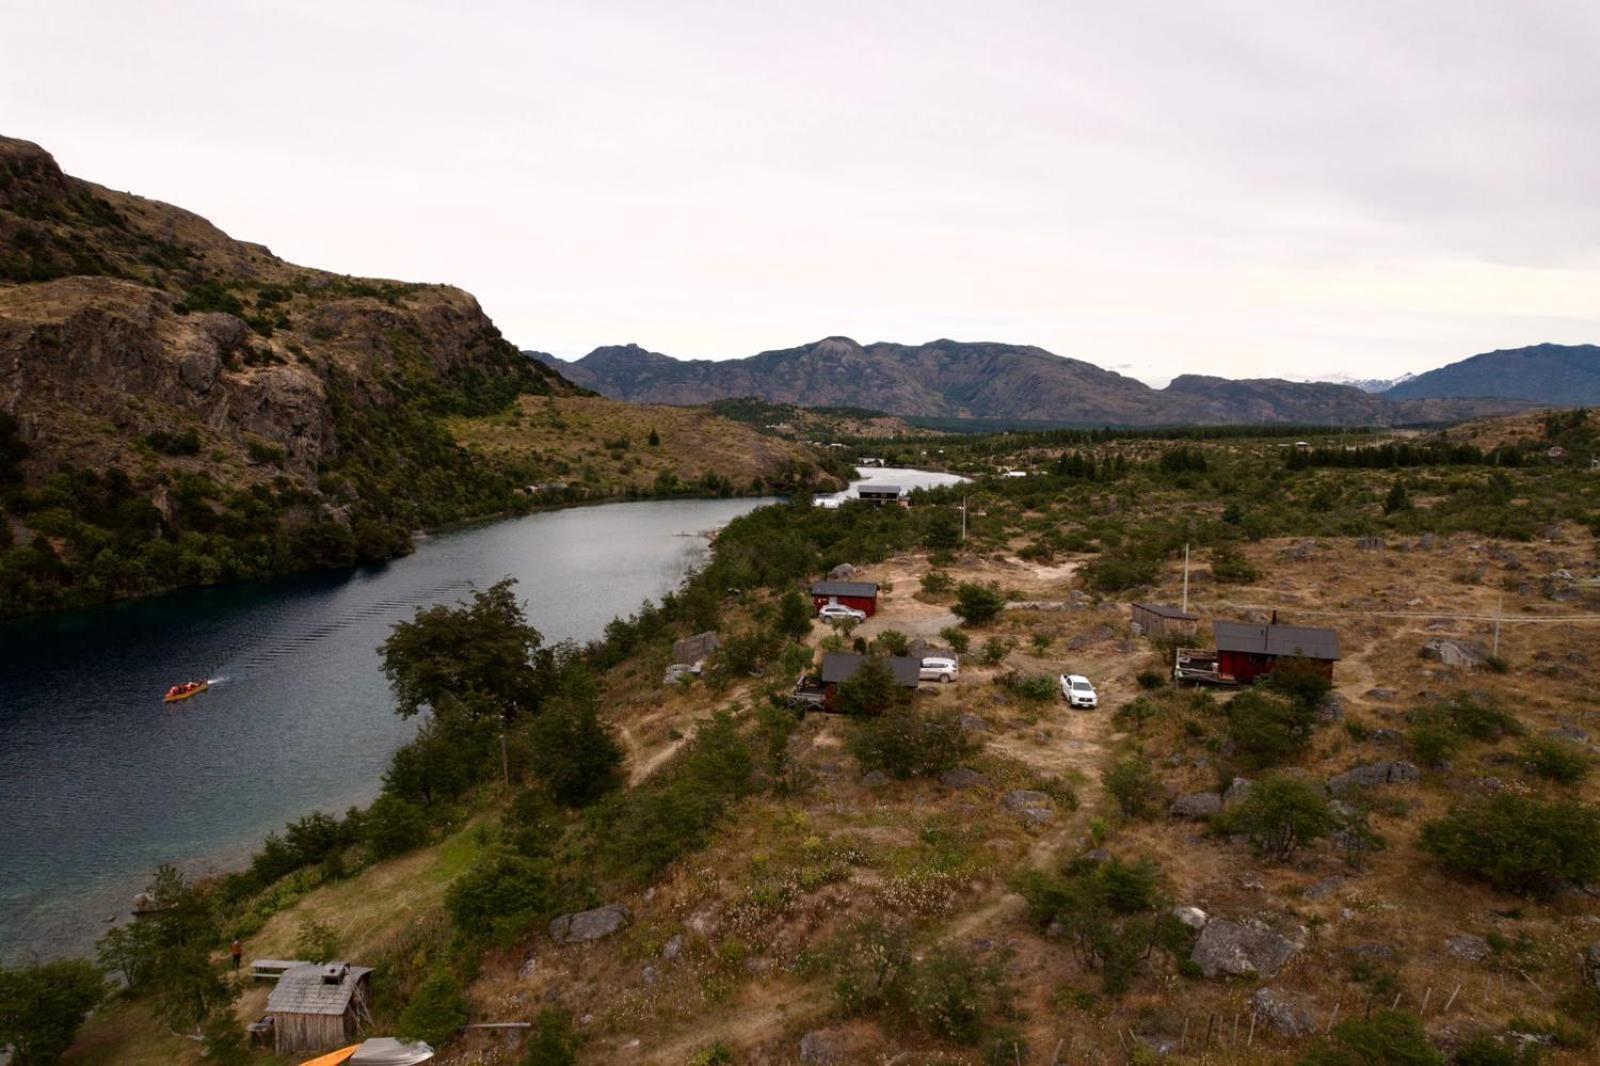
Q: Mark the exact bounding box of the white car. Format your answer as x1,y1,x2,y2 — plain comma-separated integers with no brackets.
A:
817,603,867,624
1060,674,1098,708
919,656,960,683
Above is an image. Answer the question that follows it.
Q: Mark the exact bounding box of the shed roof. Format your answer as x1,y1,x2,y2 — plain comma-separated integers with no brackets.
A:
811,580,879,598
266,963,373,1016
820,652,921,687
1213,621,1341,661
857,484,903,495
1132,603,1198,621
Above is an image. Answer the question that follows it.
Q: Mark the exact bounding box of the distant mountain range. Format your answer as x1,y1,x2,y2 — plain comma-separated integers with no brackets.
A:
1383,343,1600,404
529,338,1583,427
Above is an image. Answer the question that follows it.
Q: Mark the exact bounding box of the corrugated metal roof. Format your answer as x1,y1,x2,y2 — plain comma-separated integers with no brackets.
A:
266,963,372,1016
811,581,879,597
820,652,921,687
1213,621,1340,661
1133,603,1198,620
857,484,903,495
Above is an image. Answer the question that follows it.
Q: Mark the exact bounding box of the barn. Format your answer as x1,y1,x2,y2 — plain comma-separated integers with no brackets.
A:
819,652,920,711
1130,603,1199,640
1212,620,1340,684
856,484,906,506
810,580,880,617
265,962,373,1054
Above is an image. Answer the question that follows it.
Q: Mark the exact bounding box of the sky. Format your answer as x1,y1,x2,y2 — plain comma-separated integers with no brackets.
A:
6,0,1600,385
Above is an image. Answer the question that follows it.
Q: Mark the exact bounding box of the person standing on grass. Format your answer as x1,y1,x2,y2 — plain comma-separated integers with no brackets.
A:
230,938,242,971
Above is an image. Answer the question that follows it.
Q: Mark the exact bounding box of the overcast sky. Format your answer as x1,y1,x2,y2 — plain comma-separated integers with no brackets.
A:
7,1,1599,384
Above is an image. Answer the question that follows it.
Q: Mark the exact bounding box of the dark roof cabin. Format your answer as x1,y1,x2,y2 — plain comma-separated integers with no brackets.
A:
265,961,373,1054
1212,620,1340,684
810,580,880,617
819,652,920,711
1131,602,1199,639
856,484,906,505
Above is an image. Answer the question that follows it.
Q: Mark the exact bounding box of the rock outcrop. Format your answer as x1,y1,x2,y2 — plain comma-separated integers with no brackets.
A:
1191,918,1299,978
549,904,630,944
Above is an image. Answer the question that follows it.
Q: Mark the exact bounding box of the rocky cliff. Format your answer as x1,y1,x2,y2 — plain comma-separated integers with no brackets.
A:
0,135,575,615
535,338,1531,427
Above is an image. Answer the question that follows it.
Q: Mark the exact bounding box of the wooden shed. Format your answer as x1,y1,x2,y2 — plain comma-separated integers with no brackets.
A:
1212,620,1340,684
810,580,880,617
819,652,920,712
1130,603,1199,640
265,962,373,1054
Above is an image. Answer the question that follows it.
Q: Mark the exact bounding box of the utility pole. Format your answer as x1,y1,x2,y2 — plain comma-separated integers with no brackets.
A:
1182,542,1191,614
501,731,510,789
1492,594,1503,658
961,493,967,543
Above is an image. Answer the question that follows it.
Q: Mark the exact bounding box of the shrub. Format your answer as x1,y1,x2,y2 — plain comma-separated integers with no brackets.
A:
849,703,978,779
1522,736,1590,785
1297,1010,1442,1065
1030,632,1053,655
293,918,340,964
1420,794,1600,897
445,851,556,944
979,637,1015,666
1408,721,1464,769
1215,773,1338,861
952,582,1004,625
835,655,908,716
1453,1032,1538,1066
1226,689,1315,769
938,626,970,654
1265,657,1333,711
1084,545,1161,592
527,667,624,807
1210,543,1258,583
1135,669,1166,691
775,588,813,640
874,628,911,656
1114,696,1161,734
1000,671,1055,702
522,1008,580,1065
1103,755,1163,820
364,794,429,858
397,972,469,1046
922,570,954,596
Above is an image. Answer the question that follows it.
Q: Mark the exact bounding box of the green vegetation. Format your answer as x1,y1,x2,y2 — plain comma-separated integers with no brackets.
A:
1297,1010,1443,1065
951,581,1004,625
848,703,979,779
1216,773,1338,861
1421,794,1600,897
0,958,106,1066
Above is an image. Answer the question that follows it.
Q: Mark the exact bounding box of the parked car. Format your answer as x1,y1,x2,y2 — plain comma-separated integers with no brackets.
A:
919,656,959,683
817,603,868,623
1060,674,1098,708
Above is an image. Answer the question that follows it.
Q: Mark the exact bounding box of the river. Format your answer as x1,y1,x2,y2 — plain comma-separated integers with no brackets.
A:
0,496,773,963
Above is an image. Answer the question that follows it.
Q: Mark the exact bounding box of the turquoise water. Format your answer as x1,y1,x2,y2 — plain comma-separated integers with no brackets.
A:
0,496,770,962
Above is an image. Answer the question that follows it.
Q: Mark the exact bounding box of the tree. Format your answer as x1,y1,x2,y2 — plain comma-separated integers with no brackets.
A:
527,666,623,807
1383,480,1412,515
0,959,106,1066
873,628,911,656
380,578,549,722
446,850,557,944
775,588,812,640
1265,657,1333,712
1420,794,1600,897
522,1007,580,1065
1226,689,1315,769
1298,1010,1442,1065
397,972,469,1045
834,655,904,716
848,703,977,779
1217,773,1338,861
364,793,429,858
1103,755,1163,820
951,582,1004,625
647,427,661,447
98,866,234,1032
294,918,340,964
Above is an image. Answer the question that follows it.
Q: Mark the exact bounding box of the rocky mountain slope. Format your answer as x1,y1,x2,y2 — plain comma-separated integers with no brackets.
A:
535,338,1529,427
1383,343,1600,404
0,137,831,616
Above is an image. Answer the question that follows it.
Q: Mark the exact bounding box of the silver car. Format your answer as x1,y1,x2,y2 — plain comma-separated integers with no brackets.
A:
919,656,959,683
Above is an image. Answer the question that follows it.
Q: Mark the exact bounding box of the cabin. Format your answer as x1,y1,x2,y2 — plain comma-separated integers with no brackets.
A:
810,580,879,617
1130,602,1199,640
819,652,921,711
265,961,374,1054
1212,620,1341,684
856,484,907,506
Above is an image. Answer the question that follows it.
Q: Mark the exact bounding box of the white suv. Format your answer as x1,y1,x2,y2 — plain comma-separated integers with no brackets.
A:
920,656,959,683
1060,674,1098,708
817,603,867,623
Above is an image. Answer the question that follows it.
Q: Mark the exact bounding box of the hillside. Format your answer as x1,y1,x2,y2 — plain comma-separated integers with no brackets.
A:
448,395,849,498
536,338,1530,427
1384,343,1600,404
0,137,821,617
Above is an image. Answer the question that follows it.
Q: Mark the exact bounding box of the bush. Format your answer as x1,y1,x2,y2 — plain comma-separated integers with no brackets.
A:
1113,696,1161,734
833,924,1011,1045
1000,671,1055,702
1215,773,1338,861
364,794,429,858
1135,669,1165,691
1265,657,1333,711
1103,755,1163,820
397,972,469,1046
835,655,908,716
522,1008,580,1065
1522,736,1590,785
1210,543,1258,584
1084,545,1161,592
1454,1032,1538,1066
293,917,340,964
1420,794,1600,897
952,582,1005,625
445,851,556,944
938,626,970,654
874,628,911,656
527,667,624,807
1298,1010,1442,1065
1408,721,1464,769
849,703,978,779
979,637,1015,666
0,958,107,1066
1226,689,1315,769
922,570,954,596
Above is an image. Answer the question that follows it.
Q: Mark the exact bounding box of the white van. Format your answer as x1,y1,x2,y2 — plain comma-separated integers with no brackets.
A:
920,656,960,683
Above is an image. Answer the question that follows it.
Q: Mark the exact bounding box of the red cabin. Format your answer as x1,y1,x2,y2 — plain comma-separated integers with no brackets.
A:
810,580,879,618
1213,620,1340,684
819,652,921,712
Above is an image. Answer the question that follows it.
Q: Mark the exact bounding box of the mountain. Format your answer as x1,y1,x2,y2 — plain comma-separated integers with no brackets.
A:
1383,343,1600,404
0,136,835,616
534,338,1528,427
1309,371,1416,393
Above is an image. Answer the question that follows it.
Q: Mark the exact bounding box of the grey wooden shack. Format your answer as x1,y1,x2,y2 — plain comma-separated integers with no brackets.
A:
265,961,373,1054
1130,603,1199,639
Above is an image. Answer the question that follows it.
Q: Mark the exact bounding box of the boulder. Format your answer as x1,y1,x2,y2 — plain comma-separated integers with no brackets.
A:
1327,761,1420,793
1420,639,1489,670
1250,988,1317,1038
1222,777,1254,808
1191,918,1299,979
1364,687,1398,703
661,934,683,961
939,767,989,790
860,770,890,788
1582,943,1600,993
1170,792,1223,820
958,714,989,733
1343,943,1398,963
1303,877,1344,901
827,563,856,581
1002,789,1055,824
1446,934,1491,962
1316,694,1347,724
799,1028,850,1065
1172,906,1209,930
549,904,630,944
